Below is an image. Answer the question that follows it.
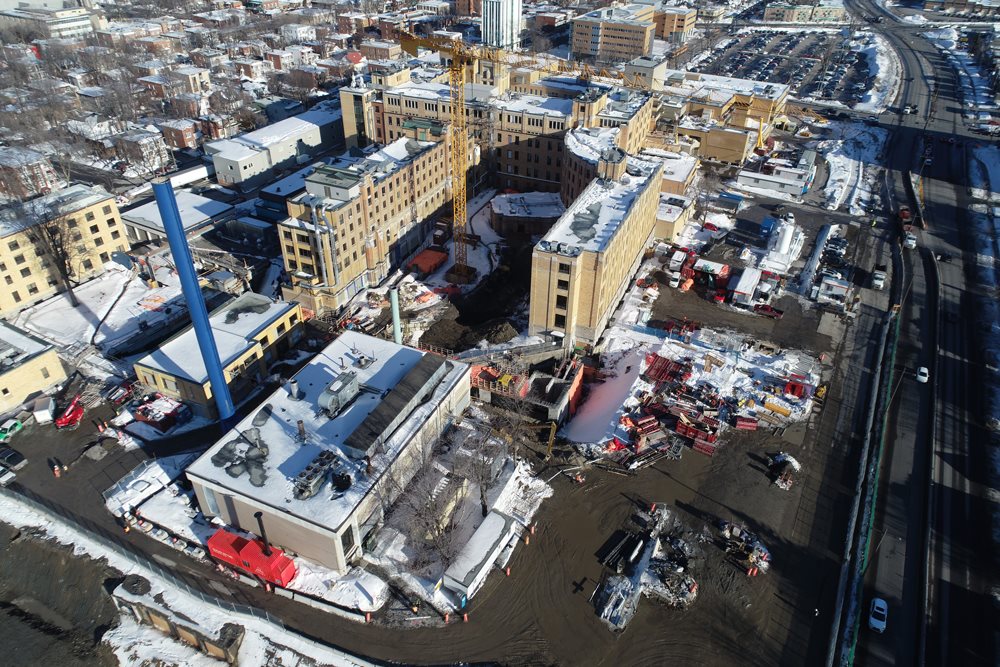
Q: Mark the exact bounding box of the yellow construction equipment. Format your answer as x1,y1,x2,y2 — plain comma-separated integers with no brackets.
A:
399,32,648,282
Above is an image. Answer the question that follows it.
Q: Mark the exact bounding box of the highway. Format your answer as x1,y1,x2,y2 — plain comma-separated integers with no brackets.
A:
842,2,997,665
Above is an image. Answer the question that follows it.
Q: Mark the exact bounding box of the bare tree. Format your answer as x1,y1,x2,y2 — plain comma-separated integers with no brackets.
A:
13,198,93,307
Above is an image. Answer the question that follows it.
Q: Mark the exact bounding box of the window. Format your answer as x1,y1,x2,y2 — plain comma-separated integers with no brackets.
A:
71,232,82,242
89,224,99,234
277,323,286,335
19,267,30,278
558,263,571,274
554,313,566,328
67,219,77,228
3,276,11,285
556,295,567,309
111,230,121,240
14,255,24,265
11,291,20,303
95,237,104,246
82,259,93,270
102,205,112,215
341,527,356,555
7,240,18,251
85,212,95,221
99,252,109,262
41,367,49,379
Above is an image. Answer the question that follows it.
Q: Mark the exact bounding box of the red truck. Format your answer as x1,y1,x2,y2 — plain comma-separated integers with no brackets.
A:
898,206,914,232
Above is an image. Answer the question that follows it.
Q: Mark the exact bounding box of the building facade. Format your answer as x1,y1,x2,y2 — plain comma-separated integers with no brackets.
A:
481,0,522,49
571,5,655,63
0,320,67,415
0,184,128,316
279,136,452,315
528,154,664,347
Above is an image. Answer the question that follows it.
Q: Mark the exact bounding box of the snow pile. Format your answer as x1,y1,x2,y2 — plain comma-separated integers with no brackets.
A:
103,454,197,517
969,145,1000,203
902,14,928,24
852,33,902,114
289,564,390,613
0,491,374,666
674,211,736,253
815,121,889,214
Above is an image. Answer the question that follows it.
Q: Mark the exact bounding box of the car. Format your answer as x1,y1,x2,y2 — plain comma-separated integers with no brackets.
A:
916,366,930,383
0,419,23,443
869,597,888,633
0,466,14,487
903,232,918,249
753,304,784,319
55,394,84,429
0,447,26,471
668,272,681,288
819,268,844,281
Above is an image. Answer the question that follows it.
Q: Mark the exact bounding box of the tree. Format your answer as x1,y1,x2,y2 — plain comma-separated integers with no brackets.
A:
12,198,91,308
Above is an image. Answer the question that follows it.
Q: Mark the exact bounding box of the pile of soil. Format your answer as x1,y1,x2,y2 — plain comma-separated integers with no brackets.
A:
0,523,119,667
420,303,518,351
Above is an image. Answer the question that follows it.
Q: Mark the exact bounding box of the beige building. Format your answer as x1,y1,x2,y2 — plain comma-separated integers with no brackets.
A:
0,320,67,415
279,136,452,315
651,5,697,43
762,3,813,22
134,293,304,418
571,5,656,63
528,153,664,348
185,330,471,573
360,40,402,61
0,184,128,317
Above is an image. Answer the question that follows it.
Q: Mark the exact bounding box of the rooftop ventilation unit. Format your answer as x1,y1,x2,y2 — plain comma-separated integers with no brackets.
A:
317,370,359,417
293,450,339,500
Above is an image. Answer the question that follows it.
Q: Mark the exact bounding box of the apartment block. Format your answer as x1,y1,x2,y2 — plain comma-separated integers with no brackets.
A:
482,0,522,49
279,136,452,315
0,184,128,316
360,40,403,61
0,147,62,201
0,6,99,39
528,153,664,347
762,3,818,22
651,5,697,43
571,5,656,63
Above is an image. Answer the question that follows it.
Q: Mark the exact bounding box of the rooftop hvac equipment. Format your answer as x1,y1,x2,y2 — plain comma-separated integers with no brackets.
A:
318,370,359,417
293,450,339,500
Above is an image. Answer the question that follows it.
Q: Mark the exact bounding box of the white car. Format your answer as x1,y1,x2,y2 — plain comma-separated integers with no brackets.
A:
903,232,918,249
869,597,888,633
916,366,929,383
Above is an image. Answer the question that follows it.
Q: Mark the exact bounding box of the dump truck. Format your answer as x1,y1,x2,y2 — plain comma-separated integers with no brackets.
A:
871,264,887,290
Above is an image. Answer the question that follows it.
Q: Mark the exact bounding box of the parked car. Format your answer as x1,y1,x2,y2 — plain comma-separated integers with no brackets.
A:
819,268,844,281
916,366,930,383
903,232,918,249
0,447,27,471
753,304,784,319
0,419,23,443
0,466,14,487
868,597,888,633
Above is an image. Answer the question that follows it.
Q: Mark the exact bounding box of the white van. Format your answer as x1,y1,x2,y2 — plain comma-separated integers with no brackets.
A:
669,272,682,288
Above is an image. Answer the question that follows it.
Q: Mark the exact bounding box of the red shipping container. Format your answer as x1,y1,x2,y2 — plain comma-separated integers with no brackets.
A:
207,529,297,587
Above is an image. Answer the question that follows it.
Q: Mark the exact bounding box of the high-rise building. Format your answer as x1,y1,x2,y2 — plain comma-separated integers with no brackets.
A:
481,0,521,49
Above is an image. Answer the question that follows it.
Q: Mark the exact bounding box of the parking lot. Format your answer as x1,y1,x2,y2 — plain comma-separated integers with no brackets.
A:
691,30,879,108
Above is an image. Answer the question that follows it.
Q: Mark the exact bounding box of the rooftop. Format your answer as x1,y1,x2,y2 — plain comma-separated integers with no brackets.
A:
205,101,342,156
490,192,566,219
135,292,296,384
0,184,113,238
121,190,233,233
184,331,469,534
538,159,661,256
0,320,51,374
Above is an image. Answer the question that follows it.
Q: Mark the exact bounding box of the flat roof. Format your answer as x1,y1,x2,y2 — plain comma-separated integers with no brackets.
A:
135,292,294,384
122,190,233,233
185,330,469,534
0,320,51,373
490,191,565,219
538,158,660,256
0,184,112,237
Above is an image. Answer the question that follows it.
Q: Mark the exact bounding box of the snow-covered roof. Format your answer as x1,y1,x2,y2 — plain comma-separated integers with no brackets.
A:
493,93,573,117
135,292,296,384
537,160,661,256
640,148,698,184
121,190,232,234
184,330,470,534
0,320,52,372
565,126,620,165
490,191,565,219
0,183,113,237
205,102,342,158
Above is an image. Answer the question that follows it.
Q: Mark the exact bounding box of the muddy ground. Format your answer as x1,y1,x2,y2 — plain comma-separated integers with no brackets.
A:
0,523,119,667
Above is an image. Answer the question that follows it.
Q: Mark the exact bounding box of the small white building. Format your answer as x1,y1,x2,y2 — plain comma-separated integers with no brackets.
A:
121,189,234,242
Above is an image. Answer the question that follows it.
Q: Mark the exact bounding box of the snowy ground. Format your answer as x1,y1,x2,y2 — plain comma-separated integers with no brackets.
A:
674,212,736,254
968,145,1000,203
923,27,998,122
852,32,902,114
290,562,390,613
0,491,375,666
813,121,889,214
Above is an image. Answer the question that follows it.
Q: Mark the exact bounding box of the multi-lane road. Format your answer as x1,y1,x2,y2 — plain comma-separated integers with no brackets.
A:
841,2,997,665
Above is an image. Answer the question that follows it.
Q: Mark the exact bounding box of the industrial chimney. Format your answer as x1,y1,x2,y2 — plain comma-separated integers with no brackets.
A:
254,511,272,557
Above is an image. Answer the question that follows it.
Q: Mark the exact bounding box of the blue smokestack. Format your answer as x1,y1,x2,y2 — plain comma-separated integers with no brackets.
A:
152,180,235,422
